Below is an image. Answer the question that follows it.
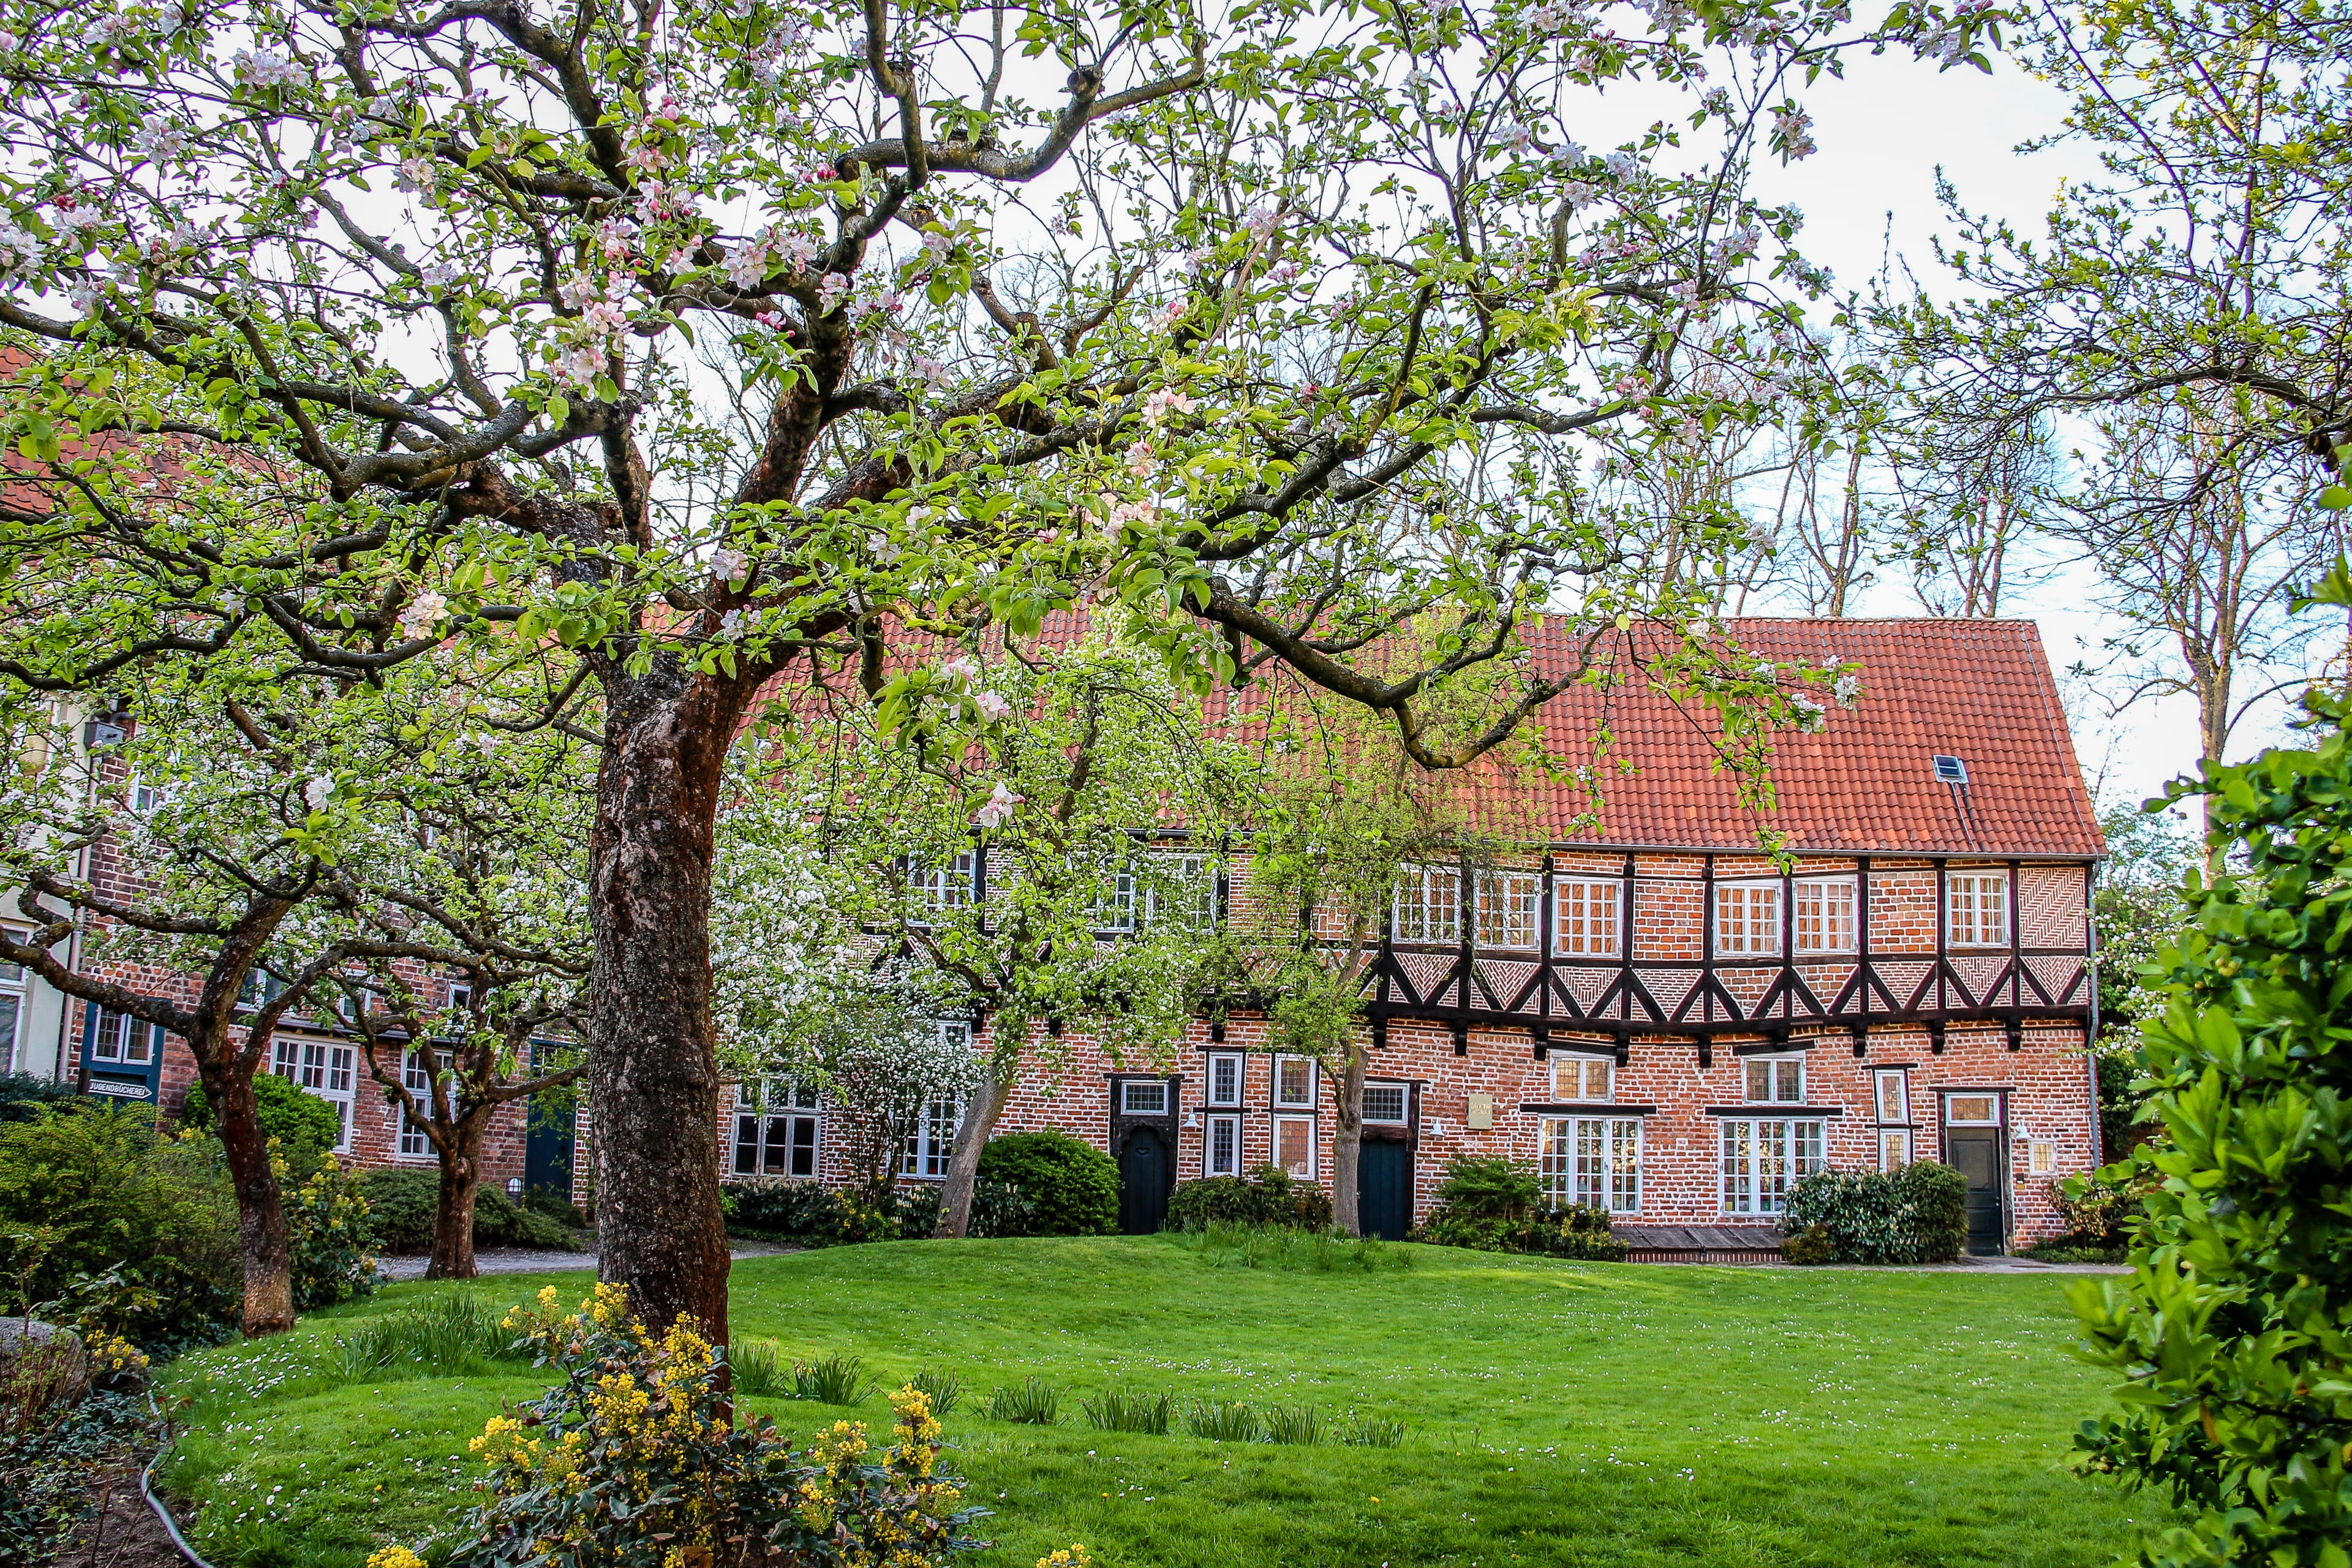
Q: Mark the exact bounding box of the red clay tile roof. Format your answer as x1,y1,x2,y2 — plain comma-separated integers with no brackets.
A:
1482,616,2103,857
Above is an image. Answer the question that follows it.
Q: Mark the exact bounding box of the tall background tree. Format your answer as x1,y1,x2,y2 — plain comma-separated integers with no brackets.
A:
0,0,1964,1331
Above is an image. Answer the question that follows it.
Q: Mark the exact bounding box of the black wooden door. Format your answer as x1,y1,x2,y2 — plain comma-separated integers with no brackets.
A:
1119,1127,1172,1235
1358,1139,1413,1241
1946,1129,2006,1254
525,1091,575,1204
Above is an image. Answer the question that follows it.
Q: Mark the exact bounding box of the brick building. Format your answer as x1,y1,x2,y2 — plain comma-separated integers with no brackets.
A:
723,618,2106,1256
13,710,546,1198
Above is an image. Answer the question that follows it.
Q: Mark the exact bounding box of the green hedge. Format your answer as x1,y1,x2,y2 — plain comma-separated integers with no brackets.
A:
1166,1168,1333,1232
974,1132,1119,1236
0,1071,84,1125
1781,1161,1968,1264
720,1180,941,1245
178,1073,343,1175
354,1167,581,1254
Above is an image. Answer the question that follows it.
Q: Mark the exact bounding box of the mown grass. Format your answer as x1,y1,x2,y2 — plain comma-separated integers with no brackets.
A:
157,1237,2160,1568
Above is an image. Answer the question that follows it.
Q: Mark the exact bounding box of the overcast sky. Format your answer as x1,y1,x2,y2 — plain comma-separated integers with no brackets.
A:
1733,50,2271,819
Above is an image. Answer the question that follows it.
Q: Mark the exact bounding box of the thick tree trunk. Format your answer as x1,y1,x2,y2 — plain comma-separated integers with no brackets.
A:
942,1072,1014,1237
428,1126,483,1280
200,1052,294,1335
584,671,749,1341
1329,1036,1368,1238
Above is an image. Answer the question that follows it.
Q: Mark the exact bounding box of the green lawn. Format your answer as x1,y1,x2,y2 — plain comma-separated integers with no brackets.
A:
159,1238,2160,1568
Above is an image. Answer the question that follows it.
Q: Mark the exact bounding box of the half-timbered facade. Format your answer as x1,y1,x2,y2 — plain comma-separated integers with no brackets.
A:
722,617,2106,1255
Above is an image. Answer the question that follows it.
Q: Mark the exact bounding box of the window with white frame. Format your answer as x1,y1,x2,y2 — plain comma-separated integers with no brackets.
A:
1204,1113,1242,1176
0,931,26,1073
398,1047,452,1159
271,1037,356,1150
1945,1092,2001,1126
1361,1083,1408,1125
1475,871,1540,951
1874,1068,1910,1124
1719,1118,1825,1213
1093,869,1138,933
1273,1054,1316,1109
733,1080,821,1178
1205,1052,1243,1108
89,1008,161,1068
2027,1139,2057,1177
1550,1055,1614,1102
1715,882,1782,957
1744,1055,1804,1104
1392,864,1461,944
1148,854,1218,929
901,1096,962,1178
1120,1079,1169,1115
1878,1128,1913,1170
1948,872,2010,948
907,851,977,921
238,967,289,1010
1792,877,1858,955
129,774,169,814
1542,1116,1641,1213
1273,1114,1315,1178
1552,878,1622,958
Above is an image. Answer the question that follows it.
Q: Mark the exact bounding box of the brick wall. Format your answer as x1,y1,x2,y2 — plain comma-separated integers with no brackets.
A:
715,1006,2098,1248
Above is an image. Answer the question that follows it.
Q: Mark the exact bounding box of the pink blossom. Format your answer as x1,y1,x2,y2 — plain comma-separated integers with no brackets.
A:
973,780,1024,829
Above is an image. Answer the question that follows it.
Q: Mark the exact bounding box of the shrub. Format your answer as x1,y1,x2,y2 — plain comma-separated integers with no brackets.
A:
2067,685,2352,1566
1781,1162,1969,1265
353,1168,579,1255
967,1177,1037,1239
1779,1225,1838,1265
1080,1389,1172,1434
0,1107,239,1351
0,1073,82,1126
1413,1164,1628,1261
1428,1155,1542,1222
382,1284,984,1568
720,1180,941,1246
519,1189,587,1229
284,1157,378,1310
179,1074,342,1175
974,1133,1118,1237
1166,1166,1335,1232
984,1377,1063,1425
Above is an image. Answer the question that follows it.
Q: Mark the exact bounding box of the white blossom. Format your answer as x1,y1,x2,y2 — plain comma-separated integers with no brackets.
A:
396,590,447,641
714,547,750,582
972,780,1023,829
303,777,332,811
971,690,1012,723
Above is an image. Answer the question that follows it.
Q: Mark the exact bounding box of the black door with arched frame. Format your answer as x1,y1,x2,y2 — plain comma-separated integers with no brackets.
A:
1119,1126,1173,1235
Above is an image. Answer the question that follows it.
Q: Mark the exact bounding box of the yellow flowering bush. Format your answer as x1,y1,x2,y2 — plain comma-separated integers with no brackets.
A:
387,1285,984,1568
1036,1548,1095,1568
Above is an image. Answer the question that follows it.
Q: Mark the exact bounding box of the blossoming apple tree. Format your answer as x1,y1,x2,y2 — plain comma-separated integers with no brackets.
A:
0,0,1999,1332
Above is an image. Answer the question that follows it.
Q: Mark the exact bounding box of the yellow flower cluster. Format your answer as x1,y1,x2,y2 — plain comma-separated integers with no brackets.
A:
83,1330,149,1374
366,1547,427,1568
889,1385,943,1478
1036,1546,1096,1568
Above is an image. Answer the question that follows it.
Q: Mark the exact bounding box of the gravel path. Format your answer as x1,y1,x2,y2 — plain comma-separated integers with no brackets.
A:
375,1239,797,1281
